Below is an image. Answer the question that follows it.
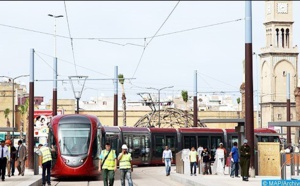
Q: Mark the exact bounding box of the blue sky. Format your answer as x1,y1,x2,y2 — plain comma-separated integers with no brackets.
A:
0,1,299,105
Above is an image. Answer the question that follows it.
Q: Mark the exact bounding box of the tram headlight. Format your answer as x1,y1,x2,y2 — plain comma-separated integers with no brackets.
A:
80,157,87,163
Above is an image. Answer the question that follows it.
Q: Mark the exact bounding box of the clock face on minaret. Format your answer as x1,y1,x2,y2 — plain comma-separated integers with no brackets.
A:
277,2,288,14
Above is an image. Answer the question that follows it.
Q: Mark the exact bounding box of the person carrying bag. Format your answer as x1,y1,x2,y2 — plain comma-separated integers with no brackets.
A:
99,143,117,186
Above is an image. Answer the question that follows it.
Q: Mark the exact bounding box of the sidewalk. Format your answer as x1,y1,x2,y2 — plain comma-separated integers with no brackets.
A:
2,168,42,186
169,168,281,186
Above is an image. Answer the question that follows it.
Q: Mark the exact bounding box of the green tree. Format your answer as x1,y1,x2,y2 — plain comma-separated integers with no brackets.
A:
4,108,11,139
18,98,29,140
118,74,126,126
181,90,188,127
237,97,241,118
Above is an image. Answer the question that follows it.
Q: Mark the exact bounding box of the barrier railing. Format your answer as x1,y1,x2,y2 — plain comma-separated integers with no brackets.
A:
281,152,300,179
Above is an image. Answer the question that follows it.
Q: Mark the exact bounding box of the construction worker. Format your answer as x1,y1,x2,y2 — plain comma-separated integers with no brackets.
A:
38,144,54,186
99,142,117,186
118,144,133,186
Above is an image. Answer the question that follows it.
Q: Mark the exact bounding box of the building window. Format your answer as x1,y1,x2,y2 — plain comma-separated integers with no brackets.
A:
286,28,290,48
281,28,285,48
103,101,107,105
277,114,282,120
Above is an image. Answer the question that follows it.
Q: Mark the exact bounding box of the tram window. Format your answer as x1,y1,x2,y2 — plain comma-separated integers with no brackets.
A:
198,136,208,149
183,136,196,149
154,135,165,157
141,135,150,160
261,136,269,142
210,136,222,160
97,130,102,157
273,137,280,142
166,136,176,151
105,134,119,151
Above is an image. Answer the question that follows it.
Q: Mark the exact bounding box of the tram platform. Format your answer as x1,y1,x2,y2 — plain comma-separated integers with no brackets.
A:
4,168,42,186
169,167,281,186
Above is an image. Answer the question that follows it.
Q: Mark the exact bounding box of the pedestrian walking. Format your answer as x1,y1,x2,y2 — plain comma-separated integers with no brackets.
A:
5,140,12,177
118,144,133,186
16,140,27,176
201,147,211,175
162,146,172,176
38,144,54,186
8,140,16,176
229,142,240,178
0,140,10,181
240,139,251,181
189,147,198,176
99,142,117,186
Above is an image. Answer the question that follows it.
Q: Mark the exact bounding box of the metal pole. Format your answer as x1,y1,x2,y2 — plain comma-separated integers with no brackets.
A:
255,53,259,128
114,66,118,126
158,89,161,127
245,0,255,170
54,17,56,57
76,98,79,114
193,70,198,127
12,79,15,140
52,57,57,116
287,73,291,145
28,48,35,169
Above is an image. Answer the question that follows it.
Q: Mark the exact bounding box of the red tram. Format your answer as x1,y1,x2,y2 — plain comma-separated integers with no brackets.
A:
48,114,281,178
48,114,102,177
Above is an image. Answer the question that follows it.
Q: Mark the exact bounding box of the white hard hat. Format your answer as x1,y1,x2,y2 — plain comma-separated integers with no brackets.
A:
122,144,128,149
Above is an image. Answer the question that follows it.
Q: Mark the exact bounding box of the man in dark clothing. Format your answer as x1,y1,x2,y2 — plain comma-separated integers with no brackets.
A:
9,142,17,176
240,139,251,181
201,147,212,175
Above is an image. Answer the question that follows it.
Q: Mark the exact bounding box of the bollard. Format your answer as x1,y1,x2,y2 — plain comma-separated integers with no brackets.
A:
291,153,295,176
281,153,286,180
34,152,39,175
297,153,299,176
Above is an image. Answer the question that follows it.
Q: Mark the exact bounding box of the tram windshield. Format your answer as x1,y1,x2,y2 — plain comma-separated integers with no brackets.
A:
58,123,91,156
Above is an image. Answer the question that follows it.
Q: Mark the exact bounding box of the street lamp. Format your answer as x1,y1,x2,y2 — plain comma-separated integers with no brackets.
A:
146,86,174,126
48,14,64,57
0,75,29,140
75,91,81,114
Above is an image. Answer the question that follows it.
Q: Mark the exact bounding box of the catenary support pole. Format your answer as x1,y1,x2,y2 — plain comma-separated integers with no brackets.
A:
287,73,291,145
245,0,255,174
52,57,57,116
114,66,118,126
193,70,198,127
28,48,35,169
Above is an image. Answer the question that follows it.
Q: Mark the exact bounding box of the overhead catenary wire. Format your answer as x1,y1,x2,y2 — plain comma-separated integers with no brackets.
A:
64,1,78,76
35,52,59,75
131,1,180,79
35,50,111,77
0,18,244,41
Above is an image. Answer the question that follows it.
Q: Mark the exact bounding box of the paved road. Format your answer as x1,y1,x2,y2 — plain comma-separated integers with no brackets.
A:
51,166,184,186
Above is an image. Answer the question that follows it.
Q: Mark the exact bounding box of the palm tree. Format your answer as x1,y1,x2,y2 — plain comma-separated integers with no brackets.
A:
181,90,188,127
18,98,29,140
118,74,126,126
4,108,11,139
237,97,241,118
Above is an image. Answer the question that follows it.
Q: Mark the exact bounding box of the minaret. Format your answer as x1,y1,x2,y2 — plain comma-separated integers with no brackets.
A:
260,1,298,128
